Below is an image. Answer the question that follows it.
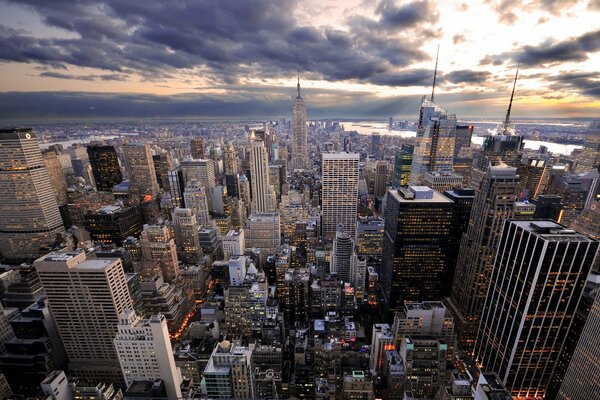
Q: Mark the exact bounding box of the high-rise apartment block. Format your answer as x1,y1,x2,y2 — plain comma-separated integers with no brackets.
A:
474,220,598,398
0,128,65,260
321,152,359,239
35,250,132,383
114,310,182,399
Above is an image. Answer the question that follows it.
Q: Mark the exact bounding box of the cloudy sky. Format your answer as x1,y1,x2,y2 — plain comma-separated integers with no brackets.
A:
0,0,599,120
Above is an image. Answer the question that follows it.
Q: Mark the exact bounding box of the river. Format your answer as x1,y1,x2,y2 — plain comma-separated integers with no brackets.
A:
341,121,582,156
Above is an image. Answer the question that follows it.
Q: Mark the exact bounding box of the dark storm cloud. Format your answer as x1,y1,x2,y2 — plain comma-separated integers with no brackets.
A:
39,72,129,81
0,89,508,121
444,70,492,84
480,29,600,67
549,71,600,98
1,0,433,87
376,0,439,28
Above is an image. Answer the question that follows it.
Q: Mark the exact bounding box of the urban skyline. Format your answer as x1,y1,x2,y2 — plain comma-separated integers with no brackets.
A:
0,1,599,400
0,0,599,120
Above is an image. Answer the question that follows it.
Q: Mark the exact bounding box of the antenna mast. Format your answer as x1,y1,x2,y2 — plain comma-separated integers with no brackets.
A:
431,44,440,102
502,65,519,134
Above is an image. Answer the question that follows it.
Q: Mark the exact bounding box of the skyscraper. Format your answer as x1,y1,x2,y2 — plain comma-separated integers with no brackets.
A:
374,161,389,197
0,128,65,260
409,98,457,185
331,224,355,282
321,152,360,239
446,166,520,351
291,73,308,170
167,169,186,209
474,220,598,398
381,186,453,311
114,310,182,399
558,285,600,399
42,150,68,206
87,145,123,192
223,143,237,174
172,207,203,265
184,179,211,227
446,70,524,351
409,53,456,186
152,151,172,191
190,138,205,159
35,250,132,383
393,144,413,187
249,140,276,213
123,143,159,201
139,225,180,284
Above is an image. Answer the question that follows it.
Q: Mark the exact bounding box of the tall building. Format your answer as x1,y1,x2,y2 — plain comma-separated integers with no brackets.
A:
123,143,159,201
516,157,548,199
167,169,185,210
83,204,143,246
447,165,520,351
393,145,413,187
245,213,281,256
35,250,132,383
381,186,453,311
370,324,395,373
183,179,211,227
180,158,216,196
400,335,447,398
454,124,473,158
114,310,182,399
0,300,68,397
43,150,68,206
202,340,255,399
222,229,245,259
409,97,457,185
172,208,203,265
139,225,180,284
249,141,276,213
371,132,382,159
0,128,65,261
374,161,389,197
223,143,237,174
87,145,123,192
321,152,360,239
190,138,205,159
558,285,600,399
356,216,384,267
474,220,598,398
291,73,308,170
331,224,355,282
152,151,172,191
443,188,475,291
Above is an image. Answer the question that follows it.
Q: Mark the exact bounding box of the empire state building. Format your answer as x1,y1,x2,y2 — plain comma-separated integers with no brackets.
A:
291,73,308,170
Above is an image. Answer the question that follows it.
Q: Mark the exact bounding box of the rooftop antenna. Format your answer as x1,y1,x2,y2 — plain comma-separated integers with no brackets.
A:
297,66,301,99
502,65,519,134
431,44,440,103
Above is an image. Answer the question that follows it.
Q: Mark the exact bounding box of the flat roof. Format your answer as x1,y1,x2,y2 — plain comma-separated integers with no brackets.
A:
388,188,453,204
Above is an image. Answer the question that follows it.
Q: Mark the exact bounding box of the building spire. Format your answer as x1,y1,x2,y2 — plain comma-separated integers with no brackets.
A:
297,66,301,99
504,65,519,128
431,44,439,103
